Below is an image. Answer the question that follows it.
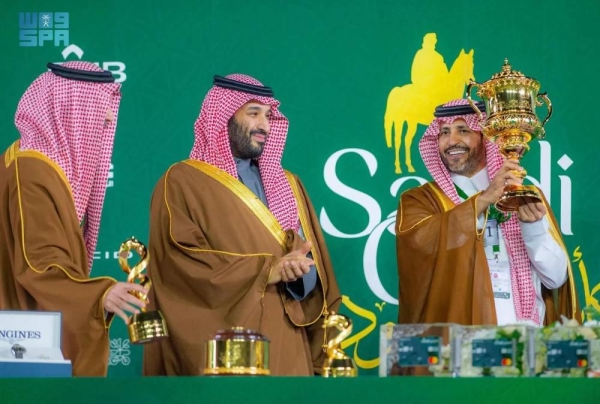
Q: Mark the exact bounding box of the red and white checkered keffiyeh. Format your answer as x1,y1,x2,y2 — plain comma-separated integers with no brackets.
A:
190,74,299,232
419,98,540,324
15,61,122,272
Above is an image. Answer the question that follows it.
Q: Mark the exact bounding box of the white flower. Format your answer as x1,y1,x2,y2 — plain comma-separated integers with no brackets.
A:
578,327,599,340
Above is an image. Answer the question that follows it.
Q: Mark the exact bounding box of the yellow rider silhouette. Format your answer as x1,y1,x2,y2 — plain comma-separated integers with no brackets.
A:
384,33,474,174
411,33,448,93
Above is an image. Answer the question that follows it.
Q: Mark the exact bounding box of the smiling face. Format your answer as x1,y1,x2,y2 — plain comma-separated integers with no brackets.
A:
438,118,486,177
227,101,272,159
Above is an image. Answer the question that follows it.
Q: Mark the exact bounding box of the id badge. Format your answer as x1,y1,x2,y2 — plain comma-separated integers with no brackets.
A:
489,260,511,299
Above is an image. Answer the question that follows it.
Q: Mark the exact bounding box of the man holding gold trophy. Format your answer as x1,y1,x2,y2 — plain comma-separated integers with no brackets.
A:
143,74,341,376
0,62,148,376
396,60,580,326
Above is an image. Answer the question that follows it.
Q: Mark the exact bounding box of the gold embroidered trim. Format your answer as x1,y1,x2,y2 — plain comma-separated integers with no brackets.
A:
284,171,328,326
7,140,73,198
183,160,287,250
162,164,271,257
4,140,18,167
541,195,578,319
14,156,115,334
427,182,454,212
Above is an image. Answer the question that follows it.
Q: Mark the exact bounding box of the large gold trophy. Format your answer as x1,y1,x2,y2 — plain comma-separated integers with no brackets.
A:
467,59,553,212
118,237,168,344
322,312,357,377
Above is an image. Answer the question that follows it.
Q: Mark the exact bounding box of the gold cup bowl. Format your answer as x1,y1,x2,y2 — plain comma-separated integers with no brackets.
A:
118,237,169,344
204,327,270,376
467,59,553,211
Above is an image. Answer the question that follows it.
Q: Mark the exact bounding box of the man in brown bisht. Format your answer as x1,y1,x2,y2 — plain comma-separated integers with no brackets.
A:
0,62,147,376
396,99,579,326
143,74,341,376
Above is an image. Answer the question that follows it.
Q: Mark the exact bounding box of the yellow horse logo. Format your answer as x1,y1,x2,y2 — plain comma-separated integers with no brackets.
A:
384,33,475,174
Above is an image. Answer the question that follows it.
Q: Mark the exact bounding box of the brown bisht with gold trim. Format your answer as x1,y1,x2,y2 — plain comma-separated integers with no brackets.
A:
396,181,579,326
142,161,341,376
0,143,116,376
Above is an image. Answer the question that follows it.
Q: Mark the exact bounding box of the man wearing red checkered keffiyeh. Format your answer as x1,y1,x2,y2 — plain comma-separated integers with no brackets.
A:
395,99,579,327
144,74,340,376
0,62,147,376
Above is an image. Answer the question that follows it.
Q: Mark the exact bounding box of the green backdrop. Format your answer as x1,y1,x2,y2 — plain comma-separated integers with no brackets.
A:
1,0,598,377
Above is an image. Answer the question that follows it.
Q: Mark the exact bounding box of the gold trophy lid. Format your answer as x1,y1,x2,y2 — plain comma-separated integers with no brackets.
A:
210,327,270,342
490,58,526,79
476,59,541,96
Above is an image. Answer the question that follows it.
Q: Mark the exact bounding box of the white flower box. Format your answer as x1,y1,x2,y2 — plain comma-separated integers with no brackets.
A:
534,325,600,377
379,323,456,377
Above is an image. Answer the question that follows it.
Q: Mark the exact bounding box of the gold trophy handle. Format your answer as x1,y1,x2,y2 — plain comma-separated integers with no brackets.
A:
118,237,151,308
466,79,484,124
536,92,553,127
324,313,353,357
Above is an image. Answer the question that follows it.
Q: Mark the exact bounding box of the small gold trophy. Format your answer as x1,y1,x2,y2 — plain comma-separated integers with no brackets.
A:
118,237,168,344
322,312,357,377
204,327,270,376
467,59,553,212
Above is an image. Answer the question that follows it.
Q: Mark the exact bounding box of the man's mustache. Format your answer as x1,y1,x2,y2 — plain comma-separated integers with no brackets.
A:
445,146,469,153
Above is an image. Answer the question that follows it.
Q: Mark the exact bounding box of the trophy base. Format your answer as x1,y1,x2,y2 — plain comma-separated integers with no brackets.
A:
322,358,358,378
203,366,270,376
128,310,169,344
496,184,541,212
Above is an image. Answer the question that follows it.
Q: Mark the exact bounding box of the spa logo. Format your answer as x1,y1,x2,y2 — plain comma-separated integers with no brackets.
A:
19,12,69,47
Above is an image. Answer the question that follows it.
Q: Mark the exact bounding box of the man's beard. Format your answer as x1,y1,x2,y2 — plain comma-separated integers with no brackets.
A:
227,118,267,159
440,143,485,176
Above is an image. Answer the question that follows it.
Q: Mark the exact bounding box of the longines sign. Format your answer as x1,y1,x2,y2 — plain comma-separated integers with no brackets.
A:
0,311,61,347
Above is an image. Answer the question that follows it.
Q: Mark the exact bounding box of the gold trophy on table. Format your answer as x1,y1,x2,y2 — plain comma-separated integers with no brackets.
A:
204,327,271,376
467,59,553,212
118,237,168,344
322,312,357,377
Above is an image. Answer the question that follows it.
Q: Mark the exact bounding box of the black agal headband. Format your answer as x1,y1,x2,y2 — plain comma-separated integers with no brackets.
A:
47,63,115,83
434,101,485,118
213,75,273,97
